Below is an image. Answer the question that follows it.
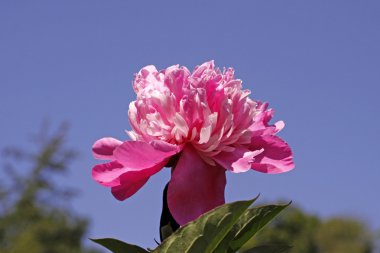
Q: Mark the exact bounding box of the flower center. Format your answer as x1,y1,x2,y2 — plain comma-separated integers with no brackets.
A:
127,63,260,163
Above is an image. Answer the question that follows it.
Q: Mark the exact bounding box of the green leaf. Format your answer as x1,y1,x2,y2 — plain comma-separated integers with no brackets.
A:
215,202,291,253
90,238,149,253
241,244,292,253
152,197,259,253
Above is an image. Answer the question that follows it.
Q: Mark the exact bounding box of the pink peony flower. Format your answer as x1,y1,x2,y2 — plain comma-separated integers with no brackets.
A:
92,61,294,225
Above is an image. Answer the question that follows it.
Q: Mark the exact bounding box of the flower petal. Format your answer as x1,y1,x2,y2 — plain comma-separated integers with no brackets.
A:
250,135,294,174
149,140,181,152
92,137,123,160
113,140,180,169
92,161,127,187
167,145,226,225
213,147,264,173
111,175,149,201
249,103,283,136
93,159,168,200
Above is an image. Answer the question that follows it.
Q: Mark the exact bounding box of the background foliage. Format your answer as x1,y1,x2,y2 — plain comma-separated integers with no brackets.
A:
0,123,99,253
241,206,374,253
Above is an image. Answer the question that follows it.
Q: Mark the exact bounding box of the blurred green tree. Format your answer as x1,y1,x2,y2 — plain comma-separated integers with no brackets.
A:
315,218,372,253
240,206,373,253
0,123,100,253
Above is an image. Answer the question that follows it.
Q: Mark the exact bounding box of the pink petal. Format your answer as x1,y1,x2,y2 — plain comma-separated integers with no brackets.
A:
249,103,283,136
92,137,123,160
92,161,127,187
111,175,149,201
93,160,168,201
192,60,214,78
167,145,226,225
150,140,183,152
214,147,264,173
250,135,294,174
163,65,190,99
113,140,180,169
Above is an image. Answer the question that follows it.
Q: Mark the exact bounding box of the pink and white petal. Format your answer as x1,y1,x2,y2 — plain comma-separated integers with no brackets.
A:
274,120,285,133
113,141,180,169
167,145,226,225
249,103,269,131
250,135,294,174
249,104,284,136
92,137,123,160
214,147,264,173
230,149,264,173
192,60,215,78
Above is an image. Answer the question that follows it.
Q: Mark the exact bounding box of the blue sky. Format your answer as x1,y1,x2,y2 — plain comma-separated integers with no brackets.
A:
1,0,379,249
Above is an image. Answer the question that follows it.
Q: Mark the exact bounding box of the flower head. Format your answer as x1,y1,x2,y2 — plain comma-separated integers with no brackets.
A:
92,61,294,225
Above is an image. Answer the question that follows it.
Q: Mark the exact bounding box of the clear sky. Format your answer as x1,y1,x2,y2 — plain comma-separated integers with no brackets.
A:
1,0,379,249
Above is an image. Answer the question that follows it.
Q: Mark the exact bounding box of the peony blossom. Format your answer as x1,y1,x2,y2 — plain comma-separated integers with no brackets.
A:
92,61,294,225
